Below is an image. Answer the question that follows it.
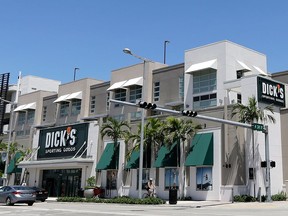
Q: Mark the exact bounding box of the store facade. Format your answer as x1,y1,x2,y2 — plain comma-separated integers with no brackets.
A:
18,122,99,197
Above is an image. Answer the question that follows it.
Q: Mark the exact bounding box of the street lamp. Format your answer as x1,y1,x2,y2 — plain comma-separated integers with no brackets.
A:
0,97,16,186
163,40,170,64
73,67,80,81
123,48,152,199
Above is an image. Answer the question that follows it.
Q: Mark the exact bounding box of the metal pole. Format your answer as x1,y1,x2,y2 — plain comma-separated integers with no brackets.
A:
164,40,169,64
74,68,79,81
3,102,15,185
264,125,271,202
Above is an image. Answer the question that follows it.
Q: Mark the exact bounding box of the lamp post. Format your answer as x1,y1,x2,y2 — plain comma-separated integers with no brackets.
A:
74,67,80,81
163,40,170,64
123,48,152,199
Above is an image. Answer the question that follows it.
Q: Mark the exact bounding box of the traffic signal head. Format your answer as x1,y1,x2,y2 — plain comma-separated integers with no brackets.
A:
182,110,197,117
138,101,157,109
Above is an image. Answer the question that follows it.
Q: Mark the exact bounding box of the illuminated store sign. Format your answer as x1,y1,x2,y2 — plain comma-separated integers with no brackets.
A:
38,123,88,159
257,77,285,107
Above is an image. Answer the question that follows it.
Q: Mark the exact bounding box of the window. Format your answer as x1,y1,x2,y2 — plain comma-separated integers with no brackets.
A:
71,99,81,115
60,102,70,117
27,110,35,125
90,96,96,114
131,111,142,120
196,167,213,191
17,112,26,125
165,168,179,189
106,92,110,111
42,106,47,122
137,169,150,190
106,170,117,189
113,114,125,122
153,82,160,102
179,76,184,99
129,85,142,103
193,70,216,94
237,94,242,103
114,89,126,107
193,93,217,109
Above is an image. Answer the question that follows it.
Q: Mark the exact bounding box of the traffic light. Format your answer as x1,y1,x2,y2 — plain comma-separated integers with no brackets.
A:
138,101,157,109
261,161,267,167
182,110,197,117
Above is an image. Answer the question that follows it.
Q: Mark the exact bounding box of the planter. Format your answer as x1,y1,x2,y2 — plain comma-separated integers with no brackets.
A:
84,188,94,198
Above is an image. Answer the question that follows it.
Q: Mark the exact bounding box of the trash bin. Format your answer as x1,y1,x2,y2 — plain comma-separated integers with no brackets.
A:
169,188,177,204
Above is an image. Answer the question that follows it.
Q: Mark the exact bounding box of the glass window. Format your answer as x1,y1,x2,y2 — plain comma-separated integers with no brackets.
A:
193,70,216,94
131,111,142,120
17,112,26,125
42,106,47,122
27,110,35,124
129,85,142,103
90,96,96,114
71,99,81,115
113,114,125,122
179,76,184,99
106,92,110,111
60,101,70,117
196,167,213,191
193,93,217,110
165,168,179,189
153,82,160,102
106,170,117,189
137,169,150,190
114,89,126,107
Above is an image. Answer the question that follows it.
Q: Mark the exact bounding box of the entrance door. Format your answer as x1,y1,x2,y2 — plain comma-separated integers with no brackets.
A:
42,169,82,197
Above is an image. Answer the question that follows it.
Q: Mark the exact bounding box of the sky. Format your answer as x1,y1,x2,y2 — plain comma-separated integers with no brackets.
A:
1,0,288,85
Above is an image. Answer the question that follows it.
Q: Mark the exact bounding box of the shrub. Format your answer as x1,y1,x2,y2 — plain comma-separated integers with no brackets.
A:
272,192,287,201
57,196,166,205
233,195,256,202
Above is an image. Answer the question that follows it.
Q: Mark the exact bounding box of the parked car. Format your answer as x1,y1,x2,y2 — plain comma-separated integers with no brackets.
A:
31,186,48,202
0,185,36,206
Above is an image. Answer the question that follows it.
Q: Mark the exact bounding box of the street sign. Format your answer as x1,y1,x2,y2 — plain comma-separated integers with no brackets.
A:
252,123,264,131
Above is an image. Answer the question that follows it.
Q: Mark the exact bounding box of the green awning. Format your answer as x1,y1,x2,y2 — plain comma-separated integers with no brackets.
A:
125,149,140,169
96,143,119,170
125,145,152,169
185,133,213,166
153,142,179,168
7,152,23,174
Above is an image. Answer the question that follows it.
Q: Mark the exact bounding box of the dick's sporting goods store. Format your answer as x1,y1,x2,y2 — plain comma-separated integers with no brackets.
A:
18,122,98,197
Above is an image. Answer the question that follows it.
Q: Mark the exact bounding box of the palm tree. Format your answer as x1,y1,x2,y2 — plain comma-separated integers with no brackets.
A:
231,96,275,124
100,117,130,168
163,116,202,153
231,96,275,198
162,116,201,199
125,118,164,168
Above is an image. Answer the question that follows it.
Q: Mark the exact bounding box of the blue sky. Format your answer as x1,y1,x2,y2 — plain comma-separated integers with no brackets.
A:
1,0,288,84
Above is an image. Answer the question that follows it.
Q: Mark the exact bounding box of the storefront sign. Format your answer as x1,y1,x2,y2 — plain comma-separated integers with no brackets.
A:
38,123,89,159
257,77,285,107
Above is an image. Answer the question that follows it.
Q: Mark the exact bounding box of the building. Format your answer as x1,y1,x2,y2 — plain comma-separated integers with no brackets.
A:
3,40,286,201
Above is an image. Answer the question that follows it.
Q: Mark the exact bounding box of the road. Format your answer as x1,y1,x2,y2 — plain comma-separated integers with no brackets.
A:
0,201,288,216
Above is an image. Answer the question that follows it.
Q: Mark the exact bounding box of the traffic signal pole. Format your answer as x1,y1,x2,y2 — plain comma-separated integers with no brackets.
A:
109,99,272,202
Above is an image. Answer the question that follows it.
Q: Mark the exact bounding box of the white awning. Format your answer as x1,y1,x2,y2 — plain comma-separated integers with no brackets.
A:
66,91,82,100
13,104,27,112
14,102,36,112
23,102,36,110
253,66,268,76
53,94,70,103
107,80,127,91
236,60,251,72
185,59,217,74
123,77,143,87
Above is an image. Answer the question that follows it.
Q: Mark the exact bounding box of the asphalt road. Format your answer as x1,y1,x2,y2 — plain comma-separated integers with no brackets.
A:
1,201,288,216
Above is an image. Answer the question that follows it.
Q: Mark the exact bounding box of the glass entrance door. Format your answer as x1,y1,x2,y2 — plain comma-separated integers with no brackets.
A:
42,169,82,197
